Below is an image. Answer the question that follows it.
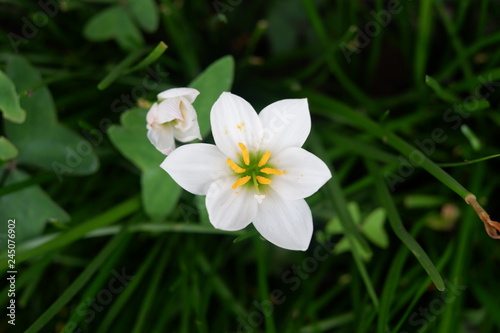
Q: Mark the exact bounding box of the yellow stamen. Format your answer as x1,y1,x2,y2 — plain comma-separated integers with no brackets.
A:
232,175,251,189
260,167,282,175
238,142,250,165
257,151,271,167
226,159,246,173
256,176,272,185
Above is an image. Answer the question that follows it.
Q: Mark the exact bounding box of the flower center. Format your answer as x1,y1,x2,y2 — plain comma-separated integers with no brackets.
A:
226,143,282,198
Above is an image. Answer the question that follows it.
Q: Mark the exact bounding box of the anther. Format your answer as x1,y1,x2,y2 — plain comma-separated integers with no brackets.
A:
226,159,246,173
258,151,271,167
260,167,282,176
238,143,250,166
232,175,251,189
256,176,272,185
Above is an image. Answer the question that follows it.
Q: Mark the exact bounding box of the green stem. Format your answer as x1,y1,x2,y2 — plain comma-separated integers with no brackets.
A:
256,239,277,333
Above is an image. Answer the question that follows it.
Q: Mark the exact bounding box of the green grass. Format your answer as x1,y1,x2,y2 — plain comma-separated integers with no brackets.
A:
1,1,500,332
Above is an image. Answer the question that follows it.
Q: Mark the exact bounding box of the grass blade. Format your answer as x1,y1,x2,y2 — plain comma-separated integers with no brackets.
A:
366,160,445,291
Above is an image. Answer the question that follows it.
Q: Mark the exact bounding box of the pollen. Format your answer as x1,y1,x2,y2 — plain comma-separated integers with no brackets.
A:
237,122,246,131
227,159,246,173
257,151,271,167
256,176,272,185
232,175,251,189
238,142,250,166
260,167,282,175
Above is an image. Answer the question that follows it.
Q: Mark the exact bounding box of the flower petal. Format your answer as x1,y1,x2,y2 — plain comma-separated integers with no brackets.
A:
270,147,331,200
253,191,313,251
157,87,200,104
206,178,258,231
156,98,183,123
146,102,159,126
160,143,228,195
211,92,263,159
173,97,202,142
147,124,176,155
259,98,311,154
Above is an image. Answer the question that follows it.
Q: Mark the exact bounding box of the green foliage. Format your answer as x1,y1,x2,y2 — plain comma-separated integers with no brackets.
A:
0,70,25,123
108,107,180,220
4,56,99,176
0,136,18,161
0,168,69,243
83,0,159,50
189,55,235,137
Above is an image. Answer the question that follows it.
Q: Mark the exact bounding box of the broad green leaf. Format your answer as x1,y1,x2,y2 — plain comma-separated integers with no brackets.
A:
142,167,181,220
0,70,25,123
0,136,18,161
116,10,144,50
108,108,160,170
108,108,181,219
0,168,69,243
362,208,388,249
189,55,235,137
4,56,99,176
129,0,159,33
83,6,122,41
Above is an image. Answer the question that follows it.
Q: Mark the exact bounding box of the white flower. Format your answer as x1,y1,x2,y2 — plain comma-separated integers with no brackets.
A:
161,92,332,251
146,87,202,155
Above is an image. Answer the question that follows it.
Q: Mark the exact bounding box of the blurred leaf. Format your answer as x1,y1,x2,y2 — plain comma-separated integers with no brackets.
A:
334,237,372,261
189,55,235,137
116,10,144,50
83,6,122,41
108,108,181,219
362,208,388,249
0,168,69,243
460,124,482,151
142,168,180,220
108,108,160,169
425,75,460,103
4,56,99,176
0,136,18,161
84,5,144,50
0,70,25,123
128,0,159,33
347,202,361,225
404,194,446,208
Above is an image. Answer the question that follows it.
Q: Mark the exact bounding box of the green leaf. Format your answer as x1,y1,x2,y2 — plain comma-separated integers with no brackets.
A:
189,55,235,137
0,168,69,243
116,10,144,50
334,237,372,261
0,70,25,123
0,136,18,161
142,167,181,220
108,108,181,219
362,208,388,249
83,6,122,41
4,56,99,176
108,108,160,170
128,0,159,33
